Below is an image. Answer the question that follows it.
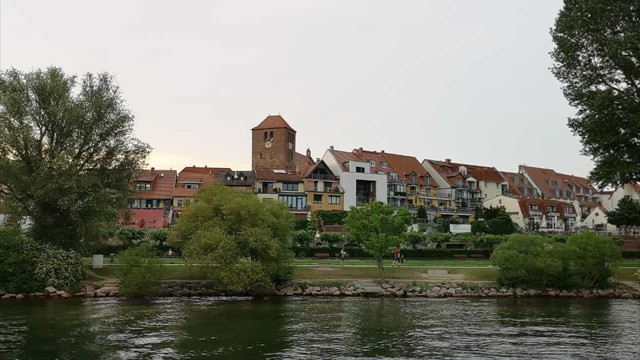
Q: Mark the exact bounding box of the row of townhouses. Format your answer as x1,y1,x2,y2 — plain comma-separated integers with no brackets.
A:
125,115,640,234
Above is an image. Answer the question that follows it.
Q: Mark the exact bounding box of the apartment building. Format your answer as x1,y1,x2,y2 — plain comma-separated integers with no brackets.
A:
126,168,177,228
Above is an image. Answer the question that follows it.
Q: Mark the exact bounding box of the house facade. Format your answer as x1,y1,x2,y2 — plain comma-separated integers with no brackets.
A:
254,168,308,218
322,147,388,210
304,160,344,212
127,168,177,228
484,195,579,232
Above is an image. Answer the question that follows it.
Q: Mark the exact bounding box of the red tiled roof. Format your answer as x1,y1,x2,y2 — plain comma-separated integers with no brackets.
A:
174,166,232,197
427,159,505,186
251,115,296,132
129,209,168,229
255,168,304,182
358,149,430,186
517,198,574,218
329,149,364,172
500,171,537,197
179,166,232,176
520,165,597,200
132,169,177,199
294,151,315,176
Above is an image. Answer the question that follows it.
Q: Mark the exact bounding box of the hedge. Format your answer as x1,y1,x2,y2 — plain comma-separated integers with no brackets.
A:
622,251,640,259
290,247,491,259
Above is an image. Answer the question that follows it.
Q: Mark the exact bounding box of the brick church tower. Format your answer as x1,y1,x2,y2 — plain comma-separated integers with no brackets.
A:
251,115,297,169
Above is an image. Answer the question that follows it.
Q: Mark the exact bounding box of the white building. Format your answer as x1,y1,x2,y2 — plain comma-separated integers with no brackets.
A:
322,147,388,210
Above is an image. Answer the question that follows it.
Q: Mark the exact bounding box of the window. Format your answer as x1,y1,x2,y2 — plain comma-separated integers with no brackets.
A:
513,177,519,184
356,167,365,173
381,161,388,169
456,180,463,188
410,174,416,184
260,152,264,159
185,184,199,189
269,131,273,139
264,131,267,140
313,194,323,204
282,183,298,191
547,205,556,212
529,203,539,211
498,199,502,205
329,196,340,204
279,195,307,209
369,160,376,167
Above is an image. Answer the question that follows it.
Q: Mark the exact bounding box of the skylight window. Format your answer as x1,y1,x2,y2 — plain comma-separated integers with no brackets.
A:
272,169,286,174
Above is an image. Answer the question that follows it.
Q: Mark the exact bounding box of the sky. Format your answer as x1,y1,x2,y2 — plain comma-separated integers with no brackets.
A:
0,0,594,177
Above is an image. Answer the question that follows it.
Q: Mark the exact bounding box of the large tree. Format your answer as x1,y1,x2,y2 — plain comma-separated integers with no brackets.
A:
551,0,640,188
0,67,150,249
343,202,412,280
170,185,294,293
606,196,640,233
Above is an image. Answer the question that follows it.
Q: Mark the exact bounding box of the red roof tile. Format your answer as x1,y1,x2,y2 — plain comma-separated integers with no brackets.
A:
132,169,177,199
500,171,537,197
294,151,315,176
517,198,574,218
426,159,504,187
251,115,296,132
358,149,431,186
520,165,597,201
255,168,304,182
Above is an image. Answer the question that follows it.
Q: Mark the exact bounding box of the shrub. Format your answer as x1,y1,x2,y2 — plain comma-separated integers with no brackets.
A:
291,230,315,247
320,232,343,248
565,232,621,288
427,232,452,249
117,243,161,296
147,229,169,245
406,232,426,249
0,227,85,293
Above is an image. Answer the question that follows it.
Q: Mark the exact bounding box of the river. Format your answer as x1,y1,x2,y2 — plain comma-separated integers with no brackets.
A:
0,297,638,359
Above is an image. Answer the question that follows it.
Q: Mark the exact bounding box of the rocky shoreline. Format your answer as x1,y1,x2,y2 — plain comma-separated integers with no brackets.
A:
2,280,639,300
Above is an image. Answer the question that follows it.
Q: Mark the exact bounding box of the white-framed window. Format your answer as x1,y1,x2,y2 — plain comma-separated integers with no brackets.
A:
313,194,323,204
369,160,376,167
329,196,340,204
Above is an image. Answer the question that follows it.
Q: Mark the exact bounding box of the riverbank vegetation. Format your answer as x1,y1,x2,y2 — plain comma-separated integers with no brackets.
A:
169,185,294,293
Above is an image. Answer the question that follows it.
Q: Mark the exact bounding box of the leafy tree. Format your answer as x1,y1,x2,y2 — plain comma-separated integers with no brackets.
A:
565,232,621,288
344,202,411,280
291,229,315,247
487,212,516,235
427,232,452,249
551,0,640,188
416,206,427,220
170,185,293,292
320,232,343,248
0,67,150,249
117,243,161,297
606,197,640,233
316,210,348,225
405,231,426,250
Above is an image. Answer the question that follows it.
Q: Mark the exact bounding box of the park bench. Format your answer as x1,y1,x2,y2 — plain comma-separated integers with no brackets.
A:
314,252,330,259
470,254,486,259
453,254,467,259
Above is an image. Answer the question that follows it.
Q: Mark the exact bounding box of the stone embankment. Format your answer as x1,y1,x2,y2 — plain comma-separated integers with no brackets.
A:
1,280,639,299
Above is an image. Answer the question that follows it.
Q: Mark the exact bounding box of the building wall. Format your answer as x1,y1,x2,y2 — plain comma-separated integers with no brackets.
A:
601,184,640,211
421,160,452,193
339,172,388,210
480,180,504,201
483,195,525,228
582,207,613,231
252,127,296,169
304,179,343,212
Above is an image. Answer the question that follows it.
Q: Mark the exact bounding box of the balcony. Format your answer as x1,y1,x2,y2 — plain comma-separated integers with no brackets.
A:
308,173,337,181
547,211,560,217
388,191,407,197
529,209,543,216
356,197,376,207
304,185,344,193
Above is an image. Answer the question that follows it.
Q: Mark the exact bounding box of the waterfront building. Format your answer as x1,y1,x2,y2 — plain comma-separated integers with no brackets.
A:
126,168,177,228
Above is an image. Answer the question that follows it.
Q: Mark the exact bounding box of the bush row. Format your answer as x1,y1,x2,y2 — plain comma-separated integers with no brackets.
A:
290,247,492,259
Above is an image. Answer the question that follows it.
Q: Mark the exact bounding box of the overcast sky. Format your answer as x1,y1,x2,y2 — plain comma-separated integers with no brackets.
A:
1,0,593,176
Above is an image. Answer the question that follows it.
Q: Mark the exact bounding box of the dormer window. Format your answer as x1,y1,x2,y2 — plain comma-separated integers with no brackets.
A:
409,174,416,184
381,161,388,169
136,183,151,192
185,184,199,189
226,176,232,181
369,160,376,167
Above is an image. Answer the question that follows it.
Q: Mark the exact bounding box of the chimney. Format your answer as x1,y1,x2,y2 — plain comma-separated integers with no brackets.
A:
357,147,363,156
151,167,155,173
306,148,311,157
445,159,451,165
204,165,207,168
329,145,334,152
316,158,320,162
381,150,385,153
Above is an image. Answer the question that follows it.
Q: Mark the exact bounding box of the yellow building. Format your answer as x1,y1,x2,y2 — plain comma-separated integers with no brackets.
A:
304,160,344,212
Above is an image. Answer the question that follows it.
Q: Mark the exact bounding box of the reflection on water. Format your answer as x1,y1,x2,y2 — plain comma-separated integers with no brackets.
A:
0,297,638,359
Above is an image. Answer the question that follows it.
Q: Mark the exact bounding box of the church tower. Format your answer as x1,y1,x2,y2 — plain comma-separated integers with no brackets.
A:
251,115,297,169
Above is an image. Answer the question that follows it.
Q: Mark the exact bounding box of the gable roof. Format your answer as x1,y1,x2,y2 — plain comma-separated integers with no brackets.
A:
329,148,365,172
357,149,431,186
216,170,255,187
426,159,504,187
252,115,296,132
500,170,537,197
132,169,177,199
519,165,597,201
255,168,304,182
294,151,315,176
517,198,575,218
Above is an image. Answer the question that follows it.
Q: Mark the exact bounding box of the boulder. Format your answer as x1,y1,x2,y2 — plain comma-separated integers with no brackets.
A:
343,291,353,296
431,286,441,293
16,294,25,300
2,294,16,299
44,287,57,295
446,287,456,295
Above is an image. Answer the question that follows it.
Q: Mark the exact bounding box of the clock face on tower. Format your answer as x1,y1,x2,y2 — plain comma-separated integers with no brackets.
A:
265,141,272,148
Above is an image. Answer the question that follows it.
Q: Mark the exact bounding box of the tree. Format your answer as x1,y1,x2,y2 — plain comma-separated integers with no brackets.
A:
565,232,621,288
344,202,411,280
606,197,640,233
474,206,516,235
0,68,150,249
551,1,640,188
291,229,315,247
170,185,293,293
405,231,426,250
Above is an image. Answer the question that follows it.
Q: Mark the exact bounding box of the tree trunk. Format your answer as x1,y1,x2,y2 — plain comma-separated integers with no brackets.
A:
377,256,385,282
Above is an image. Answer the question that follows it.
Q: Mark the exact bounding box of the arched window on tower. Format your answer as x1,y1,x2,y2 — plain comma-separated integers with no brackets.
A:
270,131,273,140
264,131,267,141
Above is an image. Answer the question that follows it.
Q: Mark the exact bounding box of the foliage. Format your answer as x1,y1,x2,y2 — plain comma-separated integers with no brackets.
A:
476,234,508,249
416,206,427,219
565,232,621,288
491,234,567,289
117,243,161,296
344,202,412,279
634,269,640,281
147,229,169,245
492,233,621,289
405,232,426,250
0,67,150,249
320,232,343,248
606,197,640,230
316,210,348,225
439,219,459,232
0,226,85,293
426,232,452,249
550,0,640,188
291,230,315,247
289,246,492,259
170,185,293,292
473,206,516,235
293,220,309,231
116,226,146,244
